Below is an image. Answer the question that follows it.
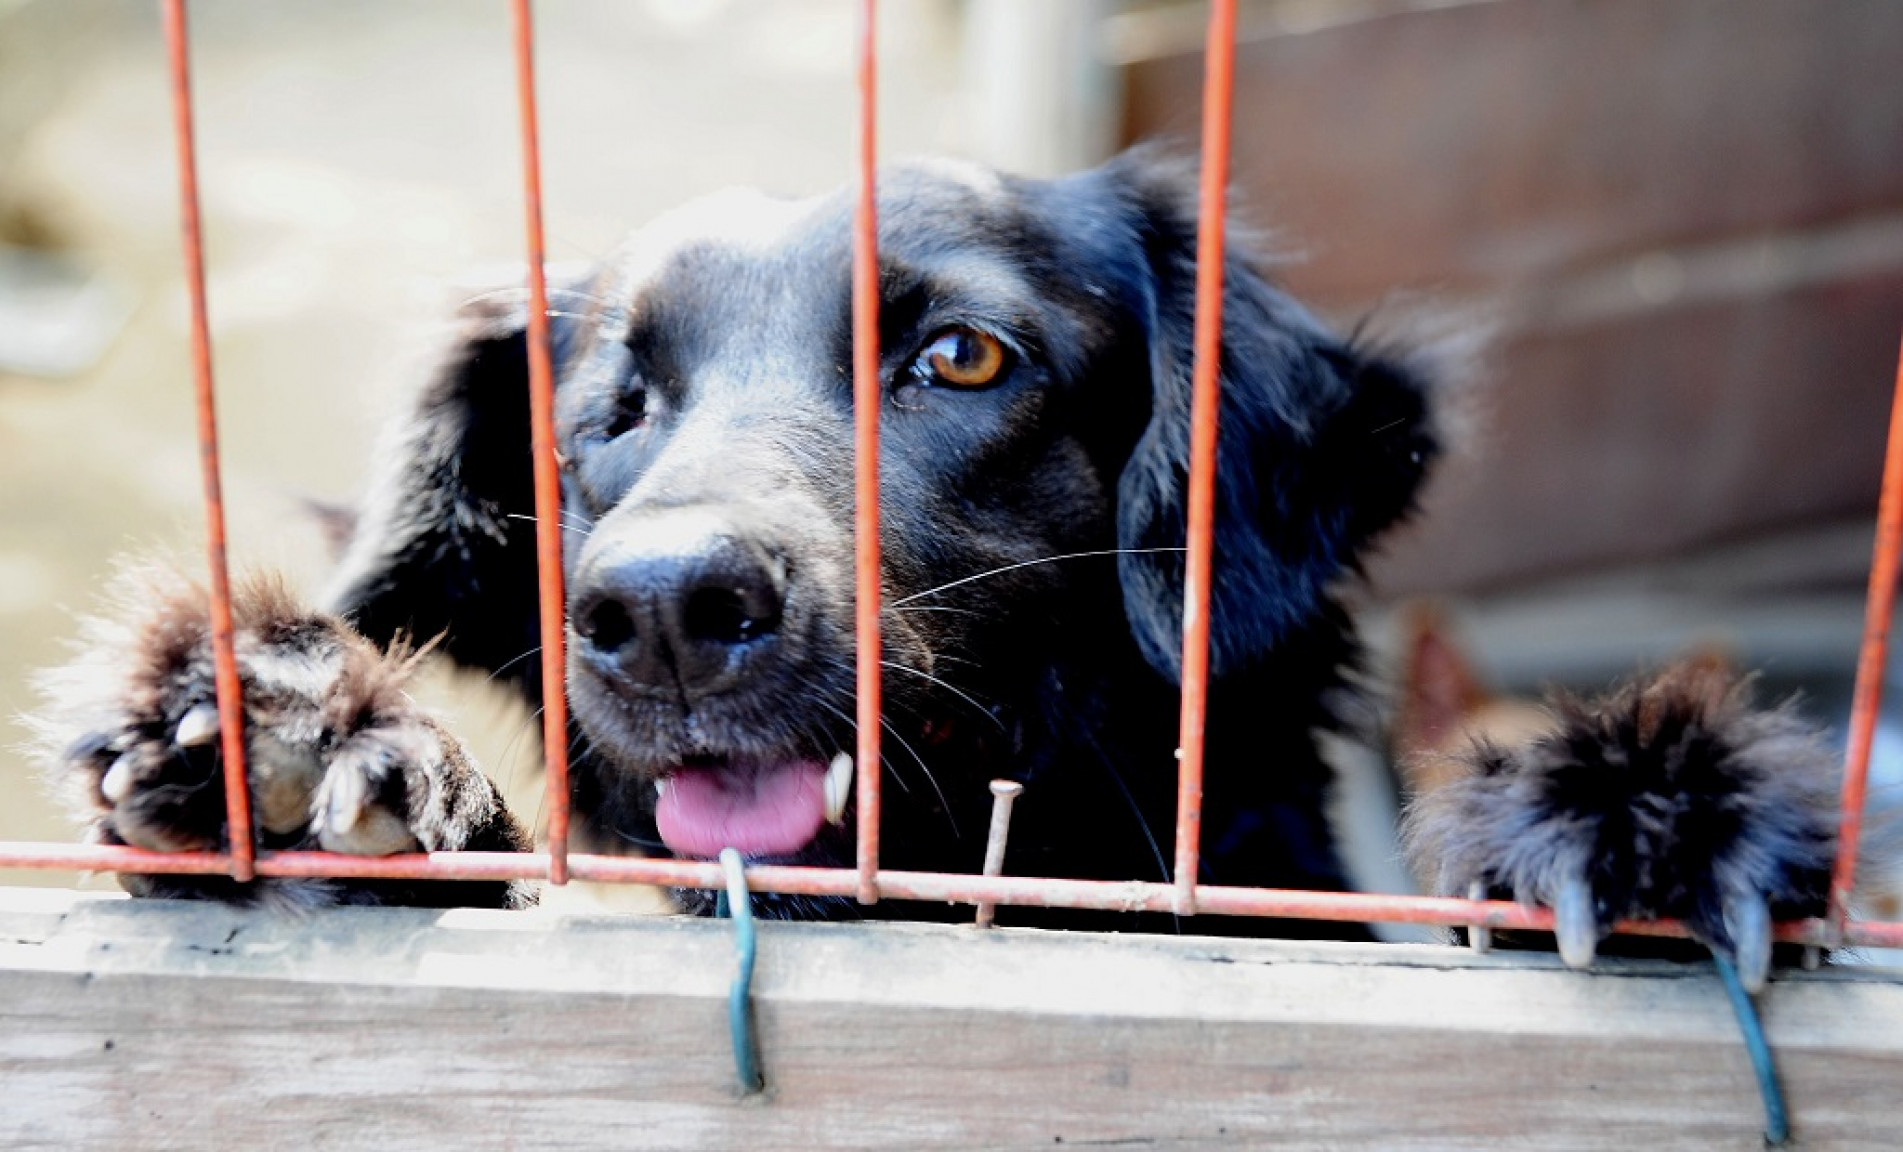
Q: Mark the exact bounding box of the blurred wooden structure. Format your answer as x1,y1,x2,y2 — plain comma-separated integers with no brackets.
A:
1119,0,1903,594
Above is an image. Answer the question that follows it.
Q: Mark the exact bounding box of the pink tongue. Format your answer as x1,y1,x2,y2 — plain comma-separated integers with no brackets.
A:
654,761,828,859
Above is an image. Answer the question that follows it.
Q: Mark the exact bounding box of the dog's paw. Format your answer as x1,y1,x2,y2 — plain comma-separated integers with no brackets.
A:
30,566,529,905
1403,659,1840,989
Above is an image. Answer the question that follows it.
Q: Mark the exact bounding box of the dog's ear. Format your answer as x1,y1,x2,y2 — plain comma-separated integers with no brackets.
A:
323,279,586,694
1089,150,1440,682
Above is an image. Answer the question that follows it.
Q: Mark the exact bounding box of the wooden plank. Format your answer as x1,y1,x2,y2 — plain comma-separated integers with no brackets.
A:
1121,0,1903,308
2,889,1901,1149
1119,0,1903,595
1371,259,1903,593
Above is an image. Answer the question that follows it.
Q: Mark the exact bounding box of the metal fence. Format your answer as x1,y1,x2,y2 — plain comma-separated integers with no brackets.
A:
2,0,1900,955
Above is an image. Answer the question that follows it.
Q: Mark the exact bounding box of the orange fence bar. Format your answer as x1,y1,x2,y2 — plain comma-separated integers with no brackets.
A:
160,0,254,883
9,0,1903,976
851,0,884,906
509,0,573,886
1171,0,1239,918
1831,334,1903,932
12,839,1896,947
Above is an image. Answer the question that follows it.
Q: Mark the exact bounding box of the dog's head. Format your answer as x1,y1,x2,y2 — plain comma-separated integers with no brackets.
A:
327,148,1438,866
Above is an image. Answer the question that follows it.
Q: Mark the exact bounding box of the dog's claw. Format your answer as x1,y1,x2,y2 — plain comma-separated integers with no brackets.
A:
1724,891,1773,995
1554,875,1600,970
324,765,368,835
174,702,221,748
100,753,136,804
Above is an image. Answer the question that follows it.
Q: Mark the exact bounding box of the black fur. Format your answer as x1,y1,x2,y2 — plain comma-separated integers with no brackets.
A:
1404,660,1842,959
35,149,1865,961
311,148,1441,932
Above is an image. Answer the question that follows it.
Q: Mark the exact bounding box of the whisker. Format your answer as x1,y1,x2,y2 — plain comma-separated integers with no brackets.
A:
485,645,545,685
459,284,612,310
876,711,958,839
890,546,1187,606
818,689,963,843
879,660,1008,733
611,824,668,851
1089,738,1170,887
506,513,589,538
812,694,912,797
925,651,982,671
476,690,550,814
493,702,550,836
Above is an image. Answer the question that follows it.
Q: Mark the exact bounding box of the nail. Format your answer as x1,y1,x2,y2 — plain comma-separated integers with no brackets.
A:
974,779,1024,929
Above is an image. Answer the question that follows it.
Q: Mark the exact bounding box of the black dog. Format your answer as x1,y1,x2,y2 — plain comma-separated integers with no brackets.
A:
32,150,1845,956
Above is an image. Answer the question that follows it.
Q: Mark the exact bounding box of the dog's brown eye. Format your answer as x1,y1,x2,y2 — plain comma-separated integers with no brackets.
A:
920,328,1007,389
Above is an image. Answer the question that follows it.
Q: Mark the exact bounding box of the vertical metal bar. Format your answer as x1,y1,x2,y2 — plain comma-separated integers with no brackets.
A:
1831,334,1903,932
161,0,253,882
852,0,884,906
1172,0,1238,919
509,0,572,885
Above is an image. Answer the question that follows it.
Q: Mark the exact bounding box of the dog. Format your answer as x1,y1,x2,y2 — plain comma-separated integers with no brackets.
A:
30,149,1850,963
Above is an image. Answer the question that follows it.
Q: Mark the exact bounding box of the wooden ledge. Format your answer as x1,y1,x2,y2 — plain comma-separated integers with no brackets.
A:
2,887,1900,1150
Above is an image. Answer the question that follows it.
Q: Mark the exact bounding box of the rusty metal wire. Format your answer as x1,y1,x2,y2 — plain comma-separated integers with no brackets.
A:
1831,336,1903,934
3,0,1899,962
508,0,573,887
852,0,884,907
1171,0,1239,919
160,0,254,883
7,839,1901,950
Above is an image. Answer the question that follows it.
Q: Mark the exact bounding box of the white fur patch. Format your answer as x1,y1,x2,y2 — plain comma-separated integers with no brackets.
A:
606,187,821,308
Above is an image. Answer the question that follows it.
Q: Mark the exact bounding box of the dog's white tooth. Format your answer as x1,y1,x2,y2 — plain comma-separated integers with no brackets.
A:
174,702,221,748
100,754,136,804
824,752,855,826
655,777,669,799
1554,875,1600,970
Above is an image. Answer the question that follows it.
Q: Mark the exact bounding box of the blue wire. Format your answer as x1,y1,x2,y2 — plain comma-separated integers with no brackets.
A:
717,847,765,1094
1712,952,1788,1145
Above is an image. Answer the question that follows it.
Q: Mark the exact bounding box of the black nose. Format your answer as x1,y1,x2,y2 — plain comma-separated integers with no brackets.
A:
571,511,787,696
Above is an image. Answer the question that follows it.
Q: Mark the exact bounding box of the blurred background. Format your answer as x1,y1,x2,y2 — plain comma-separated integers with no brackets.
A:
3,0,1902,900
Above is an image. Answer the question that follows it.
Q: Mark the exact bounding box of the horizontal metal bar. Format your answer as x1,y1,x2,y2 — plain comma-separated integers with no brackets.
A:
5,841,1898,949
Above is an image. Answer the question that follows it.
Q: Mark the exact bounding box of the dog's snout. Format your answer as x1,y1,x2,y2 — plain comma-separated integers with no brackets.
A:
572,511,787,695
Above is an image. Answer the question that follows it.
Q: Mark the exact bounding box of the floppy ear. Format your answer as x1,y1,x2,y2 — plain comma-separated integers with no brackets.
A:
323,279,589,696
1101,151,1440,683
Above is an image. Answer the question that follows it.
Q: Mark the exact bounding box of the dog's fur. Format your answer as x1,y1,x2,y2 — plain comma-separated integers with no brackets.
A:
1404,658,1841,963
30,150,1851,954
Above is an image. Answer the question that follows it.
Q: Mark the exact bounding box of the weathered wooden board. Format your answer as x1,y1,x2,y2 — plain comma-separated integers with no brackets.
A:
1,887,1901,1150
1119,0,1903,595
1121,0,1903,306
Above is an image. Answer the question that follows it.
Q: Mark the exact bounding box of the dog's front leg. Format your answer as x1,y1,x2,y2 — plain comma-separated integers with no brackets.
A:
32,567,533,909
